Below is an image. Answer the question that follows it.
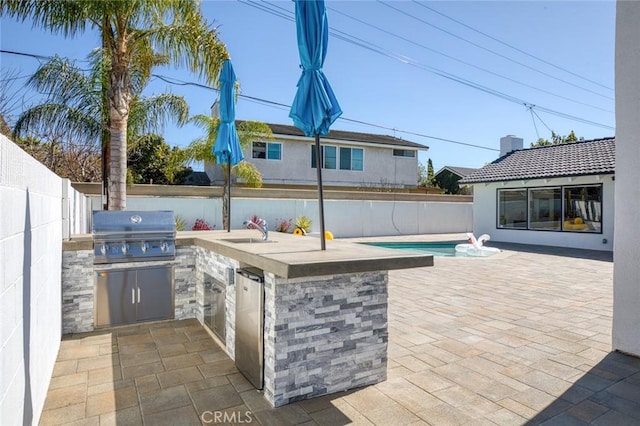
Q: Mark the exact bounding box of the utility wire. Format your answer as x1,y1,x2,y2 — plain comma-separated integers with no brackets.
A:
378,0,613,101
154,73,500,151
240,1,614,130
0,49,51,61
531,108,554,134
413,0,613,92
0,48,499,152
527,105,540,139
327,5,612,114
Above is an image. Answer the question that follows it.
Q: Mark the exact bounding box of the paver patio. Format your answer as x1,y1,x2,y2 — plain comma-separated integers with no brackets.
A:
40,241,640,425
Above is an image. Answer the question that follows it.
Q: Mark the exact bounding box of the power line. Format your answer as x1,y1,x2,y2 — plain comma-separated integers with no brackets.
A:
531,108,554,134
377,0,614,101
239,1,613,130
413,0,613,92
528,105,540,140
153,73,499,151
0,48,499,152
327,5,613,114
0,49,51,61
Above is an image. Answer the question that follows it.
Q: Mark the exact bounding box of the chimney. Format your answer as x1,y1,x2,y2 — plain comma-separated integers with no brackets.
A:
500,135,523,157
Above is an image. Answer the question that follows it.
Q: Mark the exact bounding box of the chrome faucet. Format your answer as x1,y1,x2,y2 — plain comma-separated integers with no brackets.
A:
243,218,268,241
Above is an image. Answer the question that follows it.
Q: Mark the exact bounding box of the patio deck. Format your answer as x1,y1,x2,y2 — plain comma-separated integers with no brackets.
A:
40,243,640,425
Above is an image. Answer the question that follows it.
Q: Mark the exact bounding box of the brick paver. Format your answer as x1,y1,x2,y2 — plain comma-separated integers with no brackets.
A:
40,241,640,425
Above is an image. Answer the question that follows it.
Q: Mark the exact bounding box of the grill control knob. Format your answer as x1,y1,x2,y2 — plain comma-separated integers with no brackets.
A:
100,244,108,255
121,243,129,254
141,242,149,252
160,242,169,252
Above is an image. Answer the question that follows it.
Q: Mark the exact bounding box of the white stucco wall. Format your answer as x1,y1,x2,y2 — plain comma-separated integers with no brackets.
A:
469,175,614,251
205,136,420,188
0,135,63,425
89,194,472,237
613,1,640,357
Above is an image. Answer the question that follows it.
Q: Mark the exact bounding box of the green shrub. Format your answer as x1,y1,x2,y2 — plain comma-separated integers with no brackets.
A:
294,215,312,233
175,215,186,231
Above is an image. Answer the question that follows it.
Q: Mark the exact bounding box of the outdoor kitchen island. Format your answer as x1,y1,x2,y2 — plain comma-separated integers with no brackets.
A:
61,230,433,407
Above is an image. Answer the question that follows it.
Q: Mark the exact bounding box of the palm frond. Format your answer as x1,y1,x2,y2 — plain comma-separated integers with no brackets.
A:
185,136,215,163
128,93,189,138
0,0,92,37
137,3,228,85
13,103,101,145
237,120,274,149
28,56,99,109
233,161,263,188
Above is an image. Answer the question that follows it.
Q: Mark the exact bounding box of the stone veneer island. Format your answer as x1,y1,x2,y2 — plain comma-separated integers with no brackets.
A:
61,230,433,407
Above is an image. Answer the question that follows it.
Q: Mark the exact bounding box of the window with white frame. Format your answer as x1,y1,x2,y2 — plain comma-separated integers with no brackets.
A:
393,149,416,158
339,147,363,171
311,145,337,169
252,141,281,160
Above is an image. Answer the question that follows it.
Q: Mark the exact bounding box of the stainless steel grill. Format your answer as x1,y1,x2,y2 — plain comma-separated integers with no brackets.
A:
92,210,176,264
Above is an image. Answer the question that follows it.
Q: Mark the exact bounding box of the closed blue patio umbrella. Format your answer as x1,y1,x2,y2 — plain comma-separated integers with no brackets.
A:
289,0,342,250
213,59,244,232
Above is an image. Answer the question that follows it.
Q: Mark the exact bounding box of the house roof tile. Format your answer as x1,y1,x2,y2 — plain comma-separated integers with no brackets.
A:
459,137,615,184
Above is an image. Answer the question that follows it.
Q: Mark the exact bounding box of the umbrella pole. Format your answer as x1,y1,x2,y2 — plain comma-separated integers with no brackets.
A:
314,134,327,250
227,162,231,232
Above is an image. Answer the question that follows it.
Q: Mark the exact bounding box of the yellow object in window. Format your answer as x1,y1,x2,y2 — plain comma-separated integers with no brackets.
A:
294,227,306,236
325,231,334,240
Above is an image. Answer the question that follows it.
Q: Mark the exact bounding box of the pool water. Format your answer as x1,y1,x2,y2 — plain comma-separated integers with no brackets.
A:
361,241,460,257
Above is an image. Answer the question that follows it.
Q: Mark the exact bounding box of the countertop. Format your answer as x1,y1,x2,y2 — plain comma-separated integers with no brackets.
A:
63,230,434,278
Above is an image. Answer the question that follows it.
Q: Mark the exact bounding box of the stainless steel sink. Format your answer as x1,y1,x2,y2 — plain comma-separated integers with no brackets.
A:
222,238,276,244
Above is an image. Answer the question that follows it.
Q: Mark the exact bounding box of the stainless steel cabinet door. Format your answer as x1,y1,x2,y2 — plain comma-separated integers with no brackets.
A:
136,266,174,322
212,284,226,340
95,269,136,327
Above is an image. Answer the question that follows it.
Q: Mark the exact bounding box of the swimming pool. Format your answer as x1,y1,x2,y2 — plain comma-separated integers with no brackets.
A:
361,241,460,257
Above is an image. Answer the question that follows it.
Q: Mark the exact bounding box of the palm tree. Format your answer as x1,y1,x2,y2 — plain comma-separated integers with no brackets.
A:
1,1,228,209
187,115,273,230
13,55,190,184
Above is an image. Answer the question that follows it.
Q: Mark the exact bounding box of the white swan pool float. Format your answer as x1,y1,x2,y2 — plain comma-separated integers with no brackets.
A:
455,233,501,257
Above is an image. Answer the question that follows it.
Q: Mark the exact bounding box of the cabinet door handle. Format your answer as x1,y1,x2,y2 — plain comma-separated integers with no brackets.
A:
132,288,135,304
137,287,141,303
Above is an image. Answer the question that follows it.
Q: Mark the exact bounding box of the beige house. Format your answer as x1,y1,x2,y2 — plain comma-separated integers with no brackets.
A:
205,123,428,189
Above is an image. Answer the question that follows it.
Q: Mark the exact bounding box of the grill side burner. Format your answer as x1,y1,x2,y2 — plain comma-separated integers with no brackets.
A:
92,211,176,264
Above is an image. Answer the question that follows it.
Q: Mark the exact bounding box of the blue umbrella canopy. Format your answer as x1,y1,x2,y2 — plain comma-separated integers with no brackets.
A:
213,59,244,166
213,59,243,232
289,0,342,137
289,0,342,250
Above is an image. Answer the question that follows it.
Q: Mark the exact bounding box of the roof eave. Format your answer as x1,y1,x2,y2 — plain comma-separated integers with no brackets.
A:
460,171,615,185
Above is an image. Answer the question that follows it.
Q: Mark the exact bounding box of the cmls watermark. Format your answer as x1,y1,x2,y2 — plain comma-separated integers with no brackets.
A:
201,410,254,424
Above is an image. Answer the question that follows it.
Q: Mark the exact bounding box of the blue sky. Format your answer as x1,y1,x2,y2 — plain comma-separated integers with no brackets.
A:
0,1,615,173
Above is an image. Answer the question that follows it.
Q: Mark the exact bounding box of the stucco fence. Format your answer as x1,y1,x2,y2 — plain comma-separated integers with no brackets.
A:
73,183,473,237
0,135,88,425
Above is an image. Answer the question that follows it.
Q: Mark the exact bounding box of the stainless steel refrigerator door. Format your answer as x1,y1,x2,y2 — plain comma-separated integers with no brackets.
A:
235,270,264,389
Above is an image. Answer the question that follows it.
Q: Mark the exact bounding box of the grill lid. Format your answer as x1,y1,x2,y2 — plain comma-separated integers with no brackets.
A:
92,211,176,264
92,210,176,237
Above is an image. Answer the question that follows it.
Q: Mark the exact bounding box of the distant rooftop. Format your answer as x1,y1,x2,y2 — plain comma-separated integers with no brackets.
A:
460,137,615,184
435,166,478,178
256,122,429,150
